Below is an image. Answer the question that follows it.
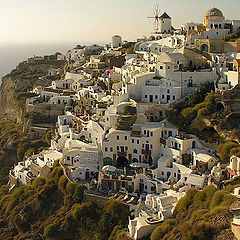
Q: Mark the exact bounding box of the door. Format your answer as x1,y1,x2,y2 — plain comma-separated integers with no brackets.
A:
167,95,170,103
139,183,144,192
85,171,90,180
149,95,153,102
177,174,181,181
108,182,112,191
175,142,178,150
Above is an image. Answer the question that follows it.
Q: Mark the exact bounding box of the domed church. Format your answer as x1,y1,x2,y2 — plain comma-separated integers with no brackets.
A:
204,7,225,31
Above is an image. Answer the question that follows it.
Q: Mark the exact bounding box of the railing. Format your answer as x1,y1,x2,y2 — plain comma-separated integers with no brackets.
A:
142,149,151,155
117,152,127,157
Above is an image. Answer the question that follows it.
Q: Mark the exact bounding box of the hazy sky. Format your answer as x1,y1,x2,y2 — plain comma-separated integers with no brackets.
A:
0,0,240,44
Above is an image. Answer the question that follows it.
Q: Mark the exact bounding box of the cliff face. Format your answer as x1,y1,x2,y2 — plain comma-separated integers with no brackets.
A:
0,60,66,119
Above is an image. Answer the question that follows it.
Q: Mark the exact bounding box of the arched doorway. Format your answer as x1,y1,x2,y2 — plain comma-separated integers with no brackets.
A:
201,44,209,52
103,157,113,166
117,156,128,168
143,155,153,165
132,158,139,163
216,102,225,113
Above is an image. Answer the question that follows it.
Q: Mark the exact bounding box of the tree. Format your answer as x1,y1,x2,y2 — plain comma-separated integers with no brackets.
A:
98,200,130,240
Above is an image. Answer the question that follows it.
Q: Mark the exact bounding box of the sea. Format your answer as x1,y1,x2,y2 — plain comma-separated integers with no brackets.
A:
0,42,103,85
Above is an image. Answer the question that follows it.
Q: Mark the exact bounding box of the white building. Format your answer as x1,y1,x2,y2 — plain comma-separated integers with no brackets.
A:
228,155,240,178
102,120,178,167
111,35,122,49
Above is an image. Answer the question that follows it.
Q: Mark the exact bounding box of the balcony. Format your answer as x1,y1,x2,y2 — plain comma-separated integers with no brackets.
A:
160,137,167,145
117,152,127,157
142,149,151,155
131,131,142,137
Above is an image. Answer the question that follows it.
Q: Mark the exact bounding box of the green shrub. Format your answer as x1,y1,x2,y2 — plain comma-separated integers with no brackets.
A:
32,177,46,192
71,201,97,223
58,175,68,193
174,188,198,214
190,209,209,222
44,222,59,238
197,107,209,118
51,167,63,184
98,200,130,240
151,219,176,240
209,206,230,216
216,142,239,163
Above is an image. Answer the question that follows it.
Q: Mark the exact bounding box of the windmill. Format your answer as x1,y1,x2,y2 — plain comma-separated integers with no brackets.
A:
147,3,161,34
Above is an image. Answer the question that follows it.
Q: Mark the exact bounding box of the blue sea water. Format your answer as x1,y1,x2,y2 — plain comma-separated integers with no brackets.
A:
0,41,102,85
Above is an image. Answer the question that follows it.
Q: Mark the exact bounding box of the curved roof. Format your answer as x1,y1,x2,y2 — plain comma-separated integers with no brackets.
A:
205,8,224,18
195,153,216,163
158,52,187,63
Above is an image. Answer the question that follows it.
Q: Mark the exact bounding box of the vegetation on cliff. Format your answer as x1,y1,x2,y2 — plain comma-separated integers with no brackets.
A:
167,83,240,163
0,162,130,240
151,185,237,240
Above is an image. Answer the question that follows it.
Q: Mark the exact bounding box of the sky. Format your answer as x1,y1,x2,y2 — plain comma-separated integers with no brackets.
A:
0,0,240,44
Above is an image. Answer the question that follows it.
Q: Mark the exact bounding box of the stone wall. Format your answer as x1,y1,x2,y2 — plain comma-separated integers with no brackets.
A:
84,191,109,206
26,103,65,118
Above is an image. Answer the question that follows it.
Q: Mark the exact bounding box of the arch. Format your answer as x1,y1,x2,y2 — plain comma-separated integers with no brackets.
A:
117,156,128,168
133,149,138,154
216,102,225,113
103,157,113,166
201,44,209,52
143,155,153,165
132,158,139,163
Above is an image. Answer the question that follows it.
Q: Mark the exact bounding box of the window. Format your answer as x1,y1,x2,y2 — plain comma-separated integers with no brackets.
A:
110,147,113,152
145,95,147,98
132,139,134,144
144,130,146,135
160,66,163,69
150,132,153,136
184,177,187,181
168,66,170,69
117,136,119,140
174,173,176,177
142,144,144,148
133,149,138,154
117,146,119,151
137,140,140,144
125,146,128,151
161,171,164,175
155,95,158,99
162,95,165,99
150,145,153,149
173,95,175,100
67,156,70,161
167,89,170,94
125,136,127,140
105,147,108,152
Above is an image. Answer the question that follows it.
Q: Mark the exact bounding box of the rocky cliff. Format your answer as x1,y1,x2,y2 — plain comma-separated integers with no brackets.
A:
0,60,67,120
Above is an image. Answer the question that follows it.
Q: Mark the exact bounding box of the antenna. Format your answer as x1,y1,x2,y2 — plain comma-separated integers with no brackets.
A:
147,3,161,34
